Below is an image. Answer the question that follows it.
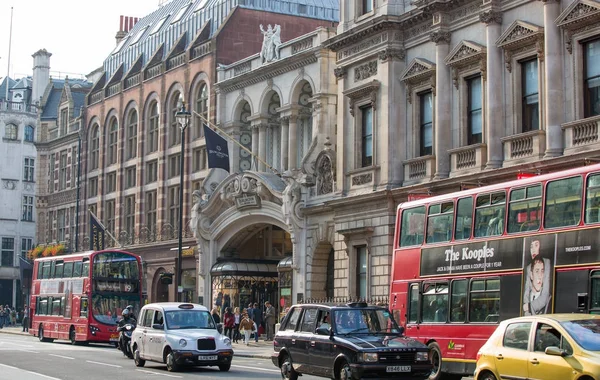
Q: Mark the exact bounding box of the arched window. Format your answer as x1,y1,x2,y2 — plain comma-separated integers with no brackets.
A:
194,83,208,139
24,125,35,142
147,101,159,153
107,118,118,165
126,110,138,160
5,124,17,140
90,125,100,170
169,93,182,146
297,83,313,165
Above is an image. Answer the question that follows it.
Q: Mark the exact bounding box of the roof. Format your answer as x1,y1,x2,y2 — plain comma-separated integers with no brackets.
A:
0,77,16,101
103,0,339,78
142,302,209,311
501,314,600,323
12,77,32,90
41,78,93,120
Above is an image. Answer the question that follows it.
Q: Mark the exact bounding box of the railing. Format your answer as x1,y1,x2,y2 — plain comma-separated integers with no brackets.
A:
145,64,162,80
300,296,389,306
291,37,314,54
167,53,186,70
191,41,212,60
510,134,533,158
455,147,476,169
90,91,103,104
106,82,122,98
501,130,546,164
233,61,252,76
408,159,426,179
402,155,435,183
0,100,38,114
125,73,141,89
562,115,600,153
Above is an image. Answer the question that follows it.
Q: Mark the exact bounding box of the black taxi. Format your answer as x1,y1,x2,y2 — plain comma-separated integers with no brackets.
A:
271,302,432,379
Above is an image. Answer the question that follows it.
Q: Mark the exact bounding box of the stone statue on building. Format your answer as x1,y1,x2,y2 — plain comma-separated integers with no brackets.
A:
260,24,282,63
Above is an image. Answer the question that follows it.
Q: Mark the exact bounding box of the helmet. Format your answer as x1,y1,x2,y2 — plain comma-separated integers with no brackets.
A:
126,305,134,312
122,309,130,317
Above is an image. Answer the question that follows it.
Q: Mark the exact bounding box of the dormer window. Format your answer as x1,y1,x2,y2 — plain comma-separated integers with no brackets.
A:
150,15,169,35
172,3,191,24
130,26,148,45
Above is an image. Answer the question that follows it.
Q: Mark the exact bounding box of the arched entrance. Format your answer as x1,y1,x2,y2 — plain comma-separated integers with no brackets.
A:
152,269,169,302
307,242,335,299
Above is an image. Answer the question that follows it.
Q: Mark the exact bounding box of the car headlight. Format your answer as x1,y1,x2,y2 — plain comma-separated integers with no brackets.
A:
179,339,187,347
416,352,429,361
223,337,231,346
360,352,378,363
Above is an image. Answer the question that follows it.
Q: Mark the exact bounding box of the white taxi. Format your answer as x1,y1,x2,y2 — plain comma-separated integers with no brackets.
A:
131,302,233,372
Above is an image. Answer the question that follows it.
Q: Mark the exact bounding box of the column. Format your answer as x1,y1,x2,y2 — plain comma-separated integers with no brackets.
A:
481,10,503,169
258,124,267,172
288,115,298,170
541,0,564,157
431,31,451,179
281,117,289,171
251,126,259,170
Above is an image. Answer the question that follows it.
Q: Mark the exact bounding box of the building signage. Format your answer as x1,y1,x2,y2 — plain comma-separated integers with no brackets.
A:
235,194,261,209
182,247,196,257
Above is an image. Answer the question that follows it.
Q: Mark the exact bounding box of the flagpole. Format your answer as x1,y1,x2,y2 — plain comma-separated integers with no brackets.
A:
89,209,121,248
6,6,14,100
193,111,281,176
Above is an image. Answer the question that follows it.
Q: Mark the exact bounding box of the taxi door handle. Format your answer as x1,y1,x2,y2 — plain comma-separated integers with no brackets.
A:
530,358,540,365
495,354,504,360
291,339,296,344
310,341,316,347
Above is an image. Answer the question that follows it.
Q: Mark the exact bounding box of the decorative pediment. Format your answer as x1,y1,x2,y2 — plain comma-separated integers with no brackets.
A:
401,58,436,103
496,21,544,72
445,40,486,67
556,0,600,31
343,80,380,117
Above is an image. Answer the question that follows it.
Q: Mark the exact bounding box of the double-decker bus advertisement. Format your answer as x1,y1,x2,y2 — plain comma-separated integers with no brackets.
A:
30,250,143,345
391,164,600,380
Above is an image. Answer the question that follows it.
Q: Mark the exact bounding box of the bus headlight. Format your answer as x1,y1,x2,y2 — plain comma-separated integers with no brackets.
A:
179,339,187,347
416,352,429,361
359,353,378,362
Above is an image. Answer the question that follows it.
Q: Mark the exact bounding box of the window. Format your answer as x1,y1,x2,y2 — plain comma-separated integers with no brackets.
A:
59,151,68,190
474,192,506,237
168,186,180,229
171,3,191,23
24,157,35,182
22,196,34,221
169,95,182,146
146,160,158,183
105,200,116,234
126,110,138,160
57,209,66,242
521,59,539,132
148,102,159,153
408,284,419,323
426,202,454,244
419,91,433,156
130,26,148,45
454,197,473,240
356,246,367,298
150,15,169,35
106,172,117,193
585,174,600,224
534,323,570,353
584,39,600,117
467,75,483,145
107,118,118,165
90,125,100,170
300,308,318,332
508,185,541,233
146,191,157,232
5,124,17,140
73,261,82,277
195,83,208,139
25,125,34,142
21,238,32,258
469,278,500,322
361,0,373,15
193,148,206,172
283,308,302,331
125,166,136,189
422,282,448,323
2,238,15,267
54,261,64,278
169,154,181,178
503,322,531,350
60,108,68,136
360,105,373,167
64,262,73,278
88,177,98,197
125,196,135,235
80,297,88,317
450,280,467,322
544,176,582,229
400,206,425,247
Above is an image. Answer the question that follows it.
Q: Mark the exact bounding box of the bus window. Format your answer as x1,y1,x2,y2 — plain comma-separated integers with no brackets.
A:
455,197,473,240
426,202,454,243
51,297,62,316
82,258,90,276
469,278,500,323
545,176,582,228
408,284,419,323
585,174,600,224
400,206,425,247
37,261,43,280
73,261,82,277
474,192,506,237
450,279,467,322
591,271,600,313
38,297,48,315
63,262,73,278
54,261,64,278
42,262,51,279
80,297,89,318
422,282,448,323
508,184,541,233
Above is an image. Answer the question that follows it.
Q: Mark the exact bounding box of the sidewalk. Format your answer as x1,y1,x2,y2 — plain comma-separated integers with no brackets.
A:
0,326,273,359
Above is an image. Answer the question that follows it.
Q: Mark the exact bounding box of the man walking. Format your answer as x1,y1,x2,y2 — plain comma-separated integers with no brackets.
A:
22,306,29,332
264,301,276,341
252,302,262,342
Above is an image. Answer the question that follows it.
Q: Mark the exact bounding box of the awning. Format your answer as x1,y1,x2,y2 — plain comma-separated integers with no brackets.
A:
277,256,293,270
210,260,278,277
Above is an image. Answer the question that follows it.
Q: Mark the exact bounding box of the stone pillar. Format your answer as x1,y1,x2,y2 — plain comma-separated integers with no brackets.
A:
288,115,298,170
540,0,564,157
251,126,259,170
258,124,267,172
281,117,289,171
481,10,504,169
431,31,451,179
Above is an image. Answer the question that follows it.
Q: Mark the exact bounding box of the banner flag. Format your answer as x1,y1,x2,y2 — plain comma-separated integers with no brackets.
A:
203,124,230,172
90,211,106,251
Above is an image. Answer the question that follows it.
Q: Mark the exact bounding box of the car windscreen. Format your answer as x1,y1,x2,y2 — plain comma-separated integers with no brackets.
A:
165,310,216,330
560,319,600,351
333,308,401,334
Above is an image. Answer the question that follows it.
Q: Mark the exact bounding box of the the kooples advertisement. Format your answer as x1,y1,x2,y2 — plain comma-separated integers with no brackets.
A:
420,238,525,276
556,229,600,266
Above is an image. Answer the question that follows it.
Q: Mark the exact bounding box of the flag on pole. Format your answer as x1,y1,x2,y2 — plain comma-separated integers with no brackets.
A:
89,211,106,251
203,124,230,172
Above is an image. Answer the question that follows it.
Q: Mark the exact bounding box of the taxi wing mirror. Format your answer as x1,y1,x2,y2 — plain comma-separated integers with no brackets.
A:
545,346,566,357
152,323,163,330
216,324,223,334
316,326,331,336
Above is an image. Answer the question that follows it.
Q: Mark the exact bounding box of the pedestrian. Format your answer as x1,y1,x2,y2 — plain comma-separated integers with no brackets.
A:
264,301,276,341
211,307,221,324
239,312,254,346
233,307,241,343
22,306,29,332
0,305,5,329
223,307,234,340
10,307,17,326
252,302,262,342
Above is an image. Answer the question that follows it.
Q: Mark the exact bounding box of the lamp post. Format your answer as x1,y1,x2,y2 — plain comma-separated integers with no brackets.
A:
175,96,191,302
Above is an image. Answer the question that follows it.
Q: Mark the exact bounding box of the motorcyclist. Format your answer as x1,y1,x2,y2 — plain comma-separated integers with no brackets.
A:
118,309,136,355
126,305,137,322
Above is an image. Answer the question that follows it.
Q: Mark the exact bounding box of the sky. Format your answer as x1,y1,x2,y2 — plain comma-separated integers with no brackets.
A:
0,0,163,81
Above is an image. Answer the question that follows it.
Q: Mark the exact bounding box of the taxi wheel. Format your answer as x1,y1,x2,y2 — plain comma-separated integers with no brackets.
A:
337,360,352,380
478,371,497,380
280,353,298,380
428,342,443,380
134,347,145,367
166,351,180,372
69,327,76,345
218,363,231,372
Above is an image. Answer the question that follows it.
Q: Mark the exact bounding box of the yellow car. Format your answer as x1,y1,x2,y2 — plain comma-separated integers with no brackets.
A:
474,314,600,380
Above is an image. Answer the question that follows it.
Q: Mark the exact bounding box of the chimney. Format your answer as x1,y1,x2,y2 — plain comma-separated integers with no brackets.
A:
32,49,52,104
115,15,140,45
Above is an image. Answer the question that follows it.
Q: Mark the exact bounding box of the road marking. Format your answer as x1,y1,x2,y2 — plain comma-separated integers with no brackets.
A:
49,354,75,360
20,349,40,353
85,360,122,368
232,364,280,373
0,363,63,380
135,369,183,378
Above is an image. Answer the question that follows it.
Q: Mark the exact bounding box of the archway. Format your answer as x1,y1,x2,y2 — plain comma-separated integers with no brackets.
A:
307,241,335,299
152,268,169,303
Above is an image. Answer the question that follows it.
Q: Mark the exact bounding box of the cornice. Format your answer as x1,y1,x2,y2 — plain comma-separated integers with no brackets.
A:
324,16,406,52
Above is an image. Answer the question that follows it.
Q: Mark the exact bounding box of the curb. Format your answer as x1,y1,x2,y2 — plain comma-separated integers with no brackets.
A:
0,329,30,337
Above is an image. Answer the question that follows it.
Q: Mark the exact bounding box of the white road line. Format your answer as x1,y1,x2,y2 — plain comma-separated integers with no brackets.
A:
85,360,122,368
135,369,183,378
0,363,63,380
232,364,280,373
49,354,75,360
1,341,34,348
20,349,41,353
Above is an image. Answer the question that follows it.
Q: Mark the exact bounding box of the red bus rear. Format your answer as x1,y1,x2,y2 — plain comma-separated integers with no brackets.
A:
390,164,600,380
29,249,143,344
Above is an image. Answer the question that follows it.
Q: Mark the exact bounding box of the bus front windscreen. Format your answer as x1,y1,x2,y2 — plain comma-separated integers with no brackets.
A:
91,294,142,325
93,251,139,280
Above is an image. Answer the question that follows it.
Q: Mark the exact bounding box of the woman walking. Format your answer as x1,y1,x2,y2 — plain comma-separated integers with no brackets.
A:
223,307,234,339
239,312,254,346
233,307,241,343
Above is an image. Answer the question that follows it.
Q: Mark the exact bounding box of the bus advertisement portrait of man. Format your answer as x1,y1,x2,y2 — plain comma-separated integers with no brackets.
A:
522,236,554,315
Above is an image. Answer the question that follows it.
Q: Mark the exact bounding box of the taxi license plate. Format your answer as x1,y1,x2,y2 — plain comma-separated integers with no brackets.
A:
386,365,411,373
198,355,218,361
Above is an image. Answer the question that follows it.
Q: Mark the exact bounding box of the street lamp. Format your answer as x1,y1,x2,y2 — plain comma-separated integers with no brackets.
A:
175,95,191,302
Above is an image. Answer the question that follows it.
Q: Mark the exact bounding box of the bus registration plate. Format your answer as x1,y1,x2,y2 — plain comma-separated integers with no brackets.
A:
198,355,217,361
110,334,119,342
386,365,411,373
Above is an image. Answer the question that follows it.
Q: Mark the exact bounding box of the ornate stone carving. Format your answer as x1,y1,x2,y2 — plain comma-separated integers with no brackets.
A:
406,23,430,40
2,179,17,190
352,173,373,186
354,61,378,82
479,10,503,25
451,2,482,22
315,149,335,195
260,24,283,63
497,21,545,72
334,67,347,79
291,37,313,54
378,48,405,62
556,0,600,46
430,31,451,45
337,33,388,61
344,80,380,117
445,40,487,89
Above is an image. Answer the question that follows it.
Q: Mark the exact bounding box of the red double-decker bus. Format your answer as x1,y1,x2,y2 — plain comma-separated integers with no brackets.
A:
29,249,143,344
390,164,600,380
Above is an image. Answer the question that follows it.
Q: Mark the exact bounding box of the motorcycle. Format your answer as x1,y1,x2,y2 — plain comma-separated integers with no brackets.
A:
117,321,135,359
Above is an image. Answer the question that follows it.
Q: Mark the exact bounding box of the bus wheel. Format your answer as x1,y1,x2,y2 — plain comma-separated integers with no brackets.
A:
428,342,443,380
69,327,76,345
39,325,49,343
